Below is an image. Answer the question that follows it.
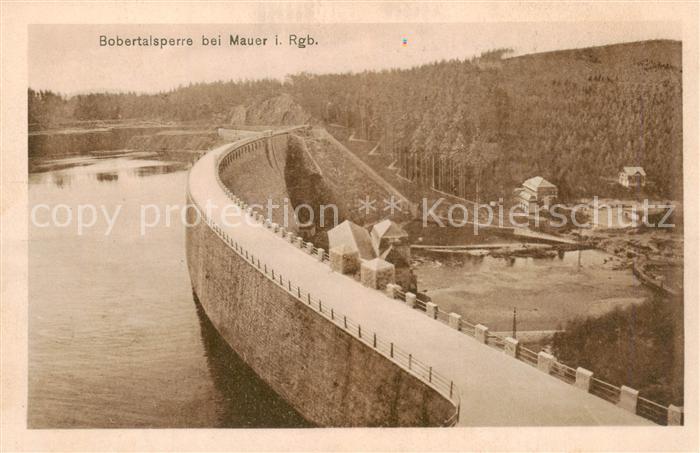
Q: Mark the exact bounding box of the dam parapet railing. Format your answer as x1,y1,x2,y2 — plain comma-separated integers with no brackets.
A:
208,130,680,427
388,286,681,425
190,131,460,426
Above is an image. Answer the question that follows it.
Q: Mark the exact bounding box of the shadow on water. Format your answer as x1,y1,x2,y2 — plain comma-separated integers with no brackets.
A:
96,172,119,182
193,296,314,428
130,162,189,177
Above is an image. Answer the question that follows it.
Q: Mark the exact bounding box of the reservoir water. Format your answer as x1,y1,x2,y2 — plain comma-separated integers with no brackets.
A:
28,151,310,428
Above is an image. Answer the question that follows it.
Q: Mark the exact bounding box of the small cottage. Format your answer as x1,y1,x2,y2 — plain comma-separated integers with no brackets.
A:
619,167,646,188
515,176,558,212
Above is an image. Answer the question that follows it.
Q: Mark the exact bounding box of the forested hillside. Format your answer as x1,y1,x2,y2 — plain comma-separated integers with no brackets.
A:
552,294,683,406
29,40,682,199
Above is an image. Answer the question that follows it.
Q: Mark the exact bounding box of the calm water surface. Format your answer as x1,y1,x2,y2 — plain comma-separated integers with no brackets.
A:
28,152,310,428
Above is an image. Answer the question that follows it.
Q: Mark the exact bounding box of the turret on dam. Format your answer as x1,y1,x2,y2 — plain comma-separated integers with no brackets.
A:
185,128,652,427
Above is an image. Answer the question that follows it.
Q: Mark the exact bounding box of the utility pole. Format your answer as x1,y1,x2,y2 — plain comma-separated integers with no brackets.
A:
578,249,582,270
512,307,517,339
476,170,480,205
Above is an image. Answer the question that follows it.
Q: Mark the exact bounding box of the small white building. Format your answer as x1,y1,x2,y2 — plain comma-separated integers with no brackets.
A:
515,176,558,212
619,167,646,188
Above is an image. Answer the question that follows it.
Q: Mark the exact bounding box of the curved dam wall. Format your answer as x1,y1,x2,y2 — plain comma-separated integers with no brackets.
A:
218,128,409,249
186,133,457,427
219,134,298,231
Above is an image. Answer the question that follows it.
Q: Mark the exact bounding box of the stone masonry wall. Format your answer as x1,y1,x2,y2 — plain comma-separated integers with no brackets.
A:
219,137,298,231
185,199,454,426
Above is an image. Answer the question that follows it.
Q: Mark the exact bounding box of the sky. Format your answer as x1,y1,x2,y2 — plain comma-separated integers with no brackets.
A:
29,22,681,95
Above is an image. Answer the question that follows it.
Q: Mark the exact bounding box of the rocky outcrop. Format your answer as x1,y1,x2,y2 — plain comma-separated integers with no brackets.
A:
228,105,247,125
229,94,311,126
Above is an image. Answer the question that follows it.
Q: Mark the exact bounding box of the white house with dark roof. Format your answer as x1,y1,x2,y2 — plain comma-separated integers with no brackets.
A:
515,176,558,212
619,166,646,188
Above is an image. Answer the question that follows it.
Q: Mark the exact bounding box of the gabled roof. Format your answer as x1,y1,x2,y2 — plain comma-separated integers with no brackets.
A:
517,189,536,201
621,166,646,176
523,176,556,192
371,219,408,240
327,220,375,260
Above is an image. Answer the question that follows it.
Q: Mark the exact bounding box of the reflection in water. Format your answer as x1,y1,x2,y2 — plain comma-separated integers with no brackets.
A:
131,162,188,178
30,152,190,189
96,172,119,182
50,172,70,189
193,298,312,428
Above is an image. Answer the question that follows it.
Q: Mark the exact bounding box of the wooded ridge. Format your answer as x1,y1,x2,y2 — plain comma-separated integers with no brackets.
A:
29,40,682,199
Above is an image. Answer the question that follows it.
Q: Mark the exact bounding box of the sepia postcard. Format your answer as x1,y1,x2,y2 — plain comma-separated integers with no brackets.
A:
1,1,698,452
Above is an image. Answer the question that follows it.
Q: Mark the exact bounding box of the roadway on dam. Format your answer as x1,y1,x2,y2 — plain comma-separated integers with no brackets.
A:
188,140,650,427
